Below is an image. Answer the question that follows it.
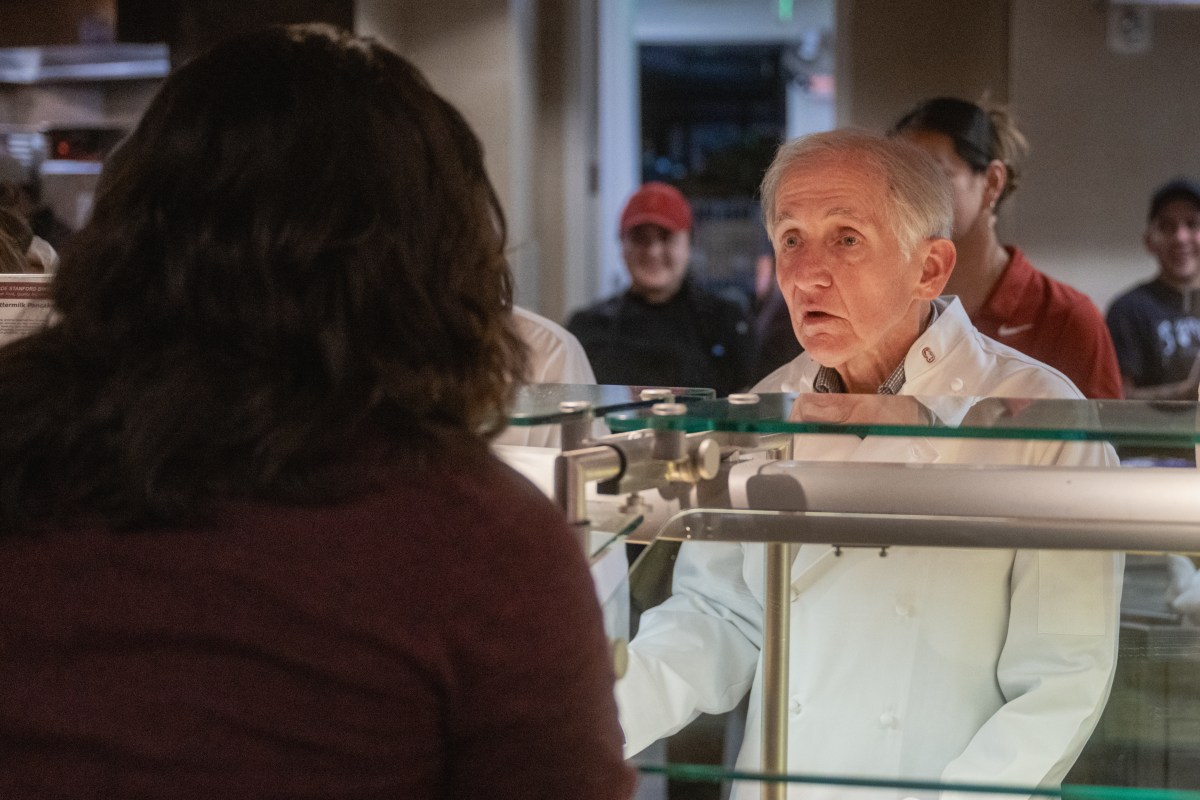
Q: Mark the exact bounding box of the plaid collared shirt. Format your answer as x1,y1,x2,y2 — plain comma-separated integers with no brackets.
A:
812,302,940,395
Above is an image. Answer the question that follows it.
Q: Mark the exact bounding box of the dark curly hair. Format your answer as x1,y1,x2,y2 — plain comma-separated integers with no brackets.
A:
0,24,527,532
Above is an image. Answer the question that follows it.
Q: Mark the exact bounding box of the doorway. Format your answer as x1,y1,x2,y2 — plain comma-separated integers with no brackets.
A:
594,0,835,310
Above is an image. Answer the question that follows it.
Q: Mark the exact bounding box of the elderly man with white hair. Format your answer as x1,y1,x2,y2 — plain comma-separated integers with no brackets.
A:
616,129,1122,799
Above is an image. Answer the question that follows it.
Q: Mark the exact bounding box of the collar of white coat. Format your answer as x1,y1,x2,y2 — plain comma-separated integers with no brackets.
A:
756,296,981,424
901,295,961,387
899,296,982,425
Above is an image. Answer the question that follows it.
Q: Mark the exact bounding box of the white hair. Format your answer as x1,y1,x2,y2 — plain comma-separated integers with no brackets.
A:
760,128,952,258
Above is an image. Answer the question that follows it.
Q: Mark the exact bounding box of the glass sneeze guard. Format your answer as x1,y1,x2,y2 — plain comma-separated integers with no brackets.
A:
604,392,1200,448
506,382,715,427
510,387,1200,800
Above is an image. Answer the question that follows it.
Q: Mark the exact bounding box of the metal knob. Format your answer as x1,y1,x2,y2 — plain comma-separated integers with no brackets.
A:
610,637,629,679
693,437,721,481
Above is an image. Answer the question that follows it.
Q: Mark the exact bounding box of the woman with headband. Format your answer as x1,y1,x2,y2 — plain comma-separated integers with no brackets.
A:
892,96,1122,399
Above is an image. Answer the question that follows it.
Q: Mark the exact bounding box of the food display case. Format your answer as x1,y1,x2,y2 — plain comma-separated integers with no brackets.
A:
503,386,1200,800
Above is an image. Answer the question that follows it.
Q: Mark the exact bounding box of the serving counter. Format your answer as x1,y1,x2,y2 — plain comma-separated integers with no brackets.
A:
502,386,1200,800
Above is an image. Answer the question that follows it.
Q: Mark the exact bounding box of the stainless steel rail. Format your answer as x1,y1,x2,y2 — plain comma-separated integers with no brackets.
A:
667,459,1200,800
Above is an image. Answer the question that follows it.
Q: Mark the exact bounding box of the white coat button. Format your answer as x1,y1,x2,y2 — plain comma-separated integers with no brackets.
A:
879,712,899,729
895,603,913,618
789,697,803,716
950,378,964,392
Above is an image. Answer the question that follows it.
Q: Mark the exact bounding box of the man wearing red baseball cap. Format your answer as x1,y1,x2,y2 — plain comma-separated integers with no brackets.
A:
566,182,752,396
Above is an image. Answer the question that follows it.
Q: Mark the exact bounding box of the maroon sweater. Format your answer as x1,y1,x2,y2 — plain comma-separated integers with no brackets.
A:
0,438,634,799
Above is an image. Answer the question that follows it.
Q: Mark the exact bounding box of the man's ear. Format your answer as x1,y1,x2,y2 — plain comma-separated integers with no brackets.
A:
916,237,956,298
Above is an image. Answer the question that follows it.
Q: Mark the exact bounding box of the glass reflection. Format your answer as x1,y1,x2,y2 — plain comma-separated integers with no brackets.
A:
605,392,1200,450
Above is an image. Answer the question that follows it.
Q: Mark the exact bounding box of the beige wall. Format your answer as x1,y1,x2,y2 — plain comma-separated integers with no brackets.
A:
0,0,113,46
356,1,516,197
837,0,1010,131
1010,0,1200,311
10,2,1200,319
355,0,549,311
834,0,1200,313
531,0,573,323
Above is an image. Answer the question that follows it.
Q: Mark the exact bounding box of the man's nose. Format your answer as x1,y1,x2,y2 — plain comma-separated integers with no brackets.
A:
635,235,666,255
1169,222,1200,243
785,250,831,288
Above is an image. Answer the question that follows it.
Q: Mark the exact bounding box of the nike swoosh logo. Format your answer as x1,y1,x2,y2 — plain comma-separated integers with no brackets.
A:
997,323,1034,337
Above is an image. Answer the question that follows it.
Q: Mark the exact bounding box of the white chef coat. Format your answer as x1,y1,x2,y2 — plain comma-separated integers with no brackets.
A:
496,306,598,448
617,297,1122,799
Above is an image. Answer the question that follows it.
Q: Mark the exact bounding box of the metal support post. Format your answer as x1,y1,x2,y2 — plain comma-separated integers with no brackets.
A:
554,446,622,554
761,543,791,799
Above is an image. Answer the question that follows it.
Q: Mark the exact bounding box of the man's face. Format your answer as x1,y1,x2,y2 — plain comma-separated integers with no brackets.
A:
769,154,952,391
1145,197,1200,291
622,223,690,304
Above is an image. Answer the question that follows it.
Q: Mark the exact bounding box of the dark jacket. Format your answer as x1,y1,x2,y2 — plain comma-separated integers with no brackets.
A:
567,278,752,396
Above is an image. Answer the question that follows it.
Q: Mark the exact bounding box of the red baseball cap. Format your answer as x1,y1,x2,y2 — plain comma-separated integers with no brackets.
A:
619,182,693,236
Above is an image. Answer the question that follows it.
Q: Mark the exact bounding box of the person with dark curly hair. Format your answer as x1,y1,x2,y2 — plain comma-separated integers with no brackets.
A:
0,24,633,800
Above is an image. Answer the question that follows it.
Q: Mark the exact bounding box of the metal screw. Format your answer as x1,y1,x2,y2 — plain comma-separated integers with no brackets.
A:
640,388,675,402
728,393,761,405
651,402,687,416
559,400,593,414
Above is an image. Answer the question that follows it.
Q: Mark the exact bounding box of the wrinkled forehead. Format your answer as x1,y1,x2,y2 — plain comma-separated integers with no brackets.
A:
774,152,893,223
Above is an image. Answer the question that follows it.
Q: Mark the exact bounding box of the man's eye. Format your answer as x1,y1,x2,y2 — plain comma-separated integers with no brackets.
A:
840,235,860,247
782,234,799,248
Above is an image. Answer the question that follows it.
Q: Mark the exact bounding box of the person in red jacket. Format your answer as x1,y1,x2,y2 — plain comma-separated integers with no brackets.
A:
892,96,1122,399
